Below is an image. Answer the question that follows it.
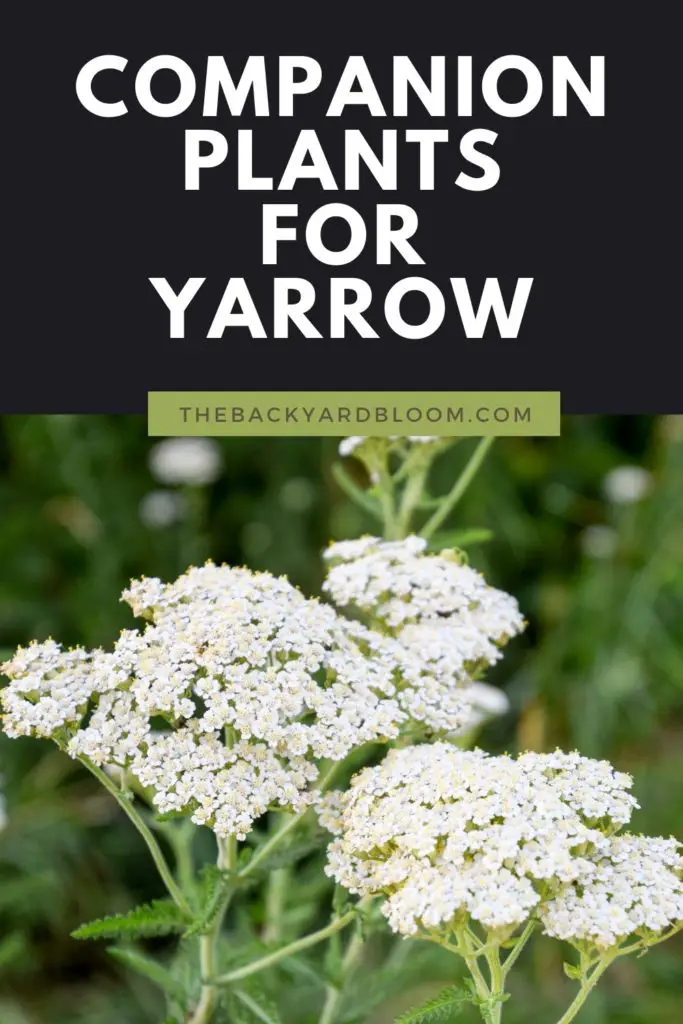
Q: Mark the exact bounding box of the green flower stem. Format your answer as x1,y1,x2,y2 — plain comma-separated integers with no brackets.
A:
78,757,192,918
156,818,196,896
189,835,238,1024
238,809,309,881
319,927,365,1024
262,812,295,944
617,924,682,956
373,448,421,540
212,903,369,987
421,437,494,540
234,988,275,1022
331,463,383,522
395,466,429,537
239,761,342,884
190,936,218,1024
457,930,491,1008
483,946,505,1024
502,921,536,977
555,952,618,1024
429,930,514,1024
263,865,289,945
377,464,399,539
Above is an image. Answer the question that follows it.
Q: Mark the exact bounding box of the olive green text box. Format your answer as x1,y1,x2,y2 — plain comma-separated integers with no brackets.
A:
148,392,561,437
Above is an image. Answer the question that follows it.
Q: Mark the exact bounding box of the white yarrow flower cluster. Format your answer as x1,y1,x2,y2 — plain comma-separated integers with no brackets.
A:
540,834,683,949
1,642,105,739
322,743,665,944
323,536,525,683
1,564,472,840
339,436,440,458
123,564,472,736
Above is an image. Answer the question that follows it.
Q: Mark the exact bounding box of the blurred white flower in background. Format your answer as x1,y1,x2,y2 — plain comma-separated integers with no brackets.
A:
602,465,653,505
464,680,510,722
452,681,510,735
0,787,6,832
148,438,222,487
139,490,187,529
580,524,619,560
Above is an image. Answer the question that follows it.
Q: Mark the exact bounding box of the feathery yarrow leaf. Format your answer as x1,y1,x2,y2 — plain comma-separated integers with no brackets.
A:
394,985,471,1023
72,899,186,941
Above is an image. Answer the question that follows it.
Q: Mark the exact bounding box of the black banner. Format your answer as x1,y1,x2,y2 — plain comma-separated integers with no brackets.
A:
4,6,675,413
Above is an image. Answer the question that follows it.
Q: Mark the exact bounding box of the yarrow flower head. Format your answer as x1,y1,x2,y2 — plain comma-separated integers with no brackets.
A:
1,564,473,840
323,536,525,683
539,834,683,949
338,436,440,458
322,743,652,942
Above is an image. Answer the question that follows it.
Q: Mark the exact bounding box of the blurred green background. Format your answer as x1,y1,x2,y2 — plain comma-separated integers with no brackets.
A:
1,415,682,1023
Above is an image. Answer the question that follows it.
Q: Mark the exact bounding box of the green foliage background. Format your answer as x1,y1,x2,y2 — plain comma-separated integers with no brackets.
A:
1,415,682,1023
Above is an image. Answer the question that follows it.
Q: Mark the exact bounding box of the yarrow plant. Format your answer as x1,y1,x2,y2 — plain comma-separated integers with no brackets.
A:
322,743,683,1022
3,563,478,842
323,535,525,681
1,434,680,1024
